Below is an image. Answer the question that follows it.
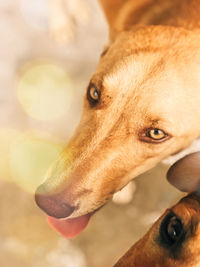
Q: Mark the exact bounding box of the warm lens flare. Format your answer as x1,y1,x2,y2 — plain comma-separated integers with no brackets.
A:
0,128,65,193
17,61,73,121
9,134,63,193
0,128,22,181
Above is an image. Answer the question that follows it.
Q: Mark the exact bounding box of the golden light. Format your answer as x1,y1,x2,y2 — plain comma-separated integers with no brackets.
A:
9,133,64,193
17,61,73,121
0,128,22,182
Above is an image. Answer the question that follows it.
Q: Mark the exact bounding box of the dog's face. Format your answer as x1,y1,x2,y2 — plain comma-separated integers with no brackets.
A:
115,193,200,267
35,26,200,223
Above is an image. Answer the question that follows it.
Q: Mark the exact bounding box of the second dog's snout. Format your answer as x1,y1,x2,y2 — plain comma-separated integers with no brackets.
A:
35,184,75,219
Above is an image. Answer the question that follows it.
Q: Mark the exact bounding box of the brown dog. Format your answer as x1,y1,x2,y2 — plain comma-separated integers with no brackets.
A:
35,0,200,238
114,152,200,267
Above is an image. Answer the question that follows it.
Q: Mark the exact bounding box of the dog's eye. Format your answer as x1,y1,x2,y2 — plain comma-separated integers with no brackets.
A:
139,128,169,143
160,212,184,248
147,128,166,140
87,84,100,106
167,216,182,243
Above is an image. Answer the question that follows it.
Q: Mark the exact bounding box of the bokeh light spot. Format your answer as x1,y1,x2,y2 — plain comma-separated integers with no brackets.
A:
17,61,73,121
0,128,22,181
10,134,64,193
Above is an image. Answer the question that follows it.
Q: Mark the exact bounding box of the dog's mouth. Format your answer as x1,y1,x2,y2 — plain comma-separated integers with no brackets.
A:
35,182,107,238
47,213,92,238
47,204,105,239
46,204,105,238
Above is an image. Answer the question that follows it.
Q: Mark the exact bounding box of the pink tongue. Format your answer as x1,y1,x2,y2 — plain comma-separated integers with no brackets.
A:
47,214,91,239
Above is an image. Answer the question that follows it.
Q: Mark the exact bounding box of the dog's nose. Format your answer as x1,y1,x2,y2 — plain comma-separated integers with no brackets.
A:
35,184,75,219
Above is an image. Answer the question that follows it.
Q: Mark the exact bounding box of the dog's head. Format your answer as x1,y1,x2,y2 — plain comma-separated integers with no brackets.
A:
115,152,200,267
35,26,200,238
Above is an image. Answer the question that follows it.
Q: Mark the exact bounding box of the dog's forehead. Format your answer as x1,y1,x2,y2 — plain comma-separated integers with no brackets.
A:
103,55,155,94
101,53,196,119
102,53,183,107
102,53,164,99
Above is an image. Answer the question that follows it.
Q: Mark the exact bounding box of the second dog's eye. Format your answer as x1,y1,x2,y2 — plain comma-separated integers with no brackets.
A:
160,212,184,248
87,84,100,106
167,216,182,243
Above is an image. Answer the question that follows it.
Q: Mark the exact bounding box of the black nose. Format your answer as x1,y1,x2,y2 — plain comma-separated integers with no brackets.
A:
35,184,75,219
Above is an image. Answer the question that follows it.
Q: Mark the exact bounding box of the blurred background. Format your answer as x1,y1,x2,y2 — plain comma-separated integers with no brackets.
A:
0,0,181,266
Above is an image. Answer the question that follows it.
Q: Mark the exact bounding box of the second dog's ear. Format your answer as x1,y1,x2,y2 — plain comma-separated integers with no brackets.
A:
167,152,200,192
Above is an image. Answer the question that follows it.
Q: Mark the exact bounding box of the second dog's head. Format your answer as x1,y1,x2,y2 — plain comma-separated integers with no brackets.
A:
115,192,200,267
115,152,200,266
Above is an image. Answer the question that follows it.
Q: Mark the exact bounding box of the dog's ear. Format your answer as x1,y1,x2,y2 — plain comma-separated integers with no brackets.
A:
167,152,200,192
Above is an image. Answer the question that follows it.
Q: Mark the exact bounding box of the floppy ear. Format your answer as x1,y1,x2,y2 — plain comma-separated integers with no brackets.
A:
167,152,200,192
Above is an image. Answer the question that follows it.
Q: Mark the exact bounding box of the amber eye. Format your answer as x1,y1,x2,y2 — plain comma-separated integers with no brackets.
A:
147,128,166,140
87,84,100,106
139,128,169,143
